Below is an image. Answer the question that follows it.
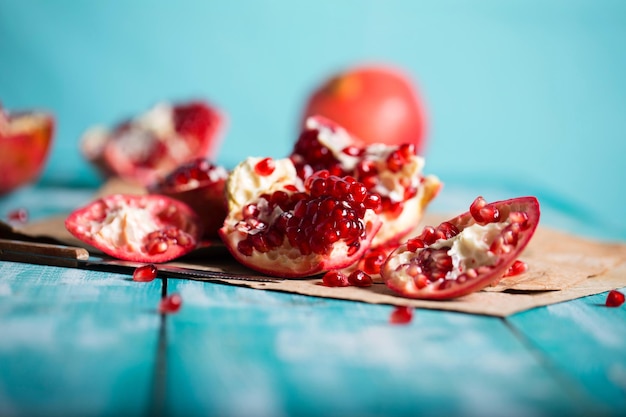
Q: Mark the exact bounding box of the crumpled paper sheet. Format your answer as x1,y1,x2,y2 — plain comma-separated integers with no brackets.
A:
1,180,625,317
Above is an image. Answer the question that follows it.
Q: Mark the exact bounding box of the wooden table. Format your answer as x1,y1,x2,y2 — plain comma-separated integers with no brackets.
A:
1,185,624,417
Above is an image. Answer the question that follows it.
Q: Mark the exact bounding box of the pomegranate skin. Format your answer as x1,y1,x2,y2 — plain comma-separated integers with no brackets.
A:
302,65,427,153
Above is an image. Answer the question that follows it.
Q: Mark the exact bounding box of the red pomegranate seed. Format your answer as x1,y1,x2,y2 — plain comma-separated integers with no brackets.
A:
348,270,373,287
362,248,389,274
254,157,276,176
470,196,500,223
159,293,183,313
133,264,158,282
322,270,349,287
503,260,527,277
389,306,414,324
605,290,625,307
7,208,28,223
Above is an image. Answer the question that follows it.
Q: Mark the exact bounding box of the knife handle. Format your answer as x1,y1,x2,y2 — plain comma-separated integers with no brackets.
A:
0,238,89,260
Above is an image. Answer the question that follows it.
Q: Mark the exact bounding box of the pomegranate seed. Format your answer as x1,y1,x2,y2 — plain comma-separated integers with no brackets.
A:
407,238,425,252
389,306,413,324
254,157,276,176
362,247,389,274
133,264,158,282
605,290,625,307
470,196,500,223
323,270,349,287
503,260,527,277
159,293,183,313
341,145,363,157
348,270,373,287
7,208,28,223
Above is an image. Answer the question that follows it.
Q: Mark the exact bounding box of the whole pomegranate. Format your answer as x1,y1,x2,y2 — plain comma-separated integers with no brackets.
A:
81,100,226,186
219,157,383,278
0,105,54,195
301,65,427,153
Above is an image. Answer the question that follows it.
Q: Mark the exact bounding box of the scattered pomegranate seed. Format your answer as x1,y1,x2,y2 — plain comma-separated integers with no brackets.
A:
322,270,349,287
503,260,527,277
605,290,625,307
389,306,413,324
159,293,183,313
254,157,276,176
7,208,28,223
133,264,158,282
348,270,373,287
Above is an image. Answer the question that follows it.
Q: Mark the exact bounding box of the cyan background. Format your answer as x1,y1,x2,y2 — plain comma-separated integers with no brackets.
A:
1,0,625,238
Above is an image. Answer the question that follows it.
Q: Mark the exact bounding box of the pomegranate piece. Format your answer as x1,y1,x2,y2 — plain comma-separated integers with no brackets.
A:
81,100,226,186
290,116,441,247
65,194,201,263
301,65,427,153
605,290,625,307
382,196,540,300
389,306,414,324
133,264,158,282
219,157,382,278
0,105,54,195
149,158,228,238
159,293,182,313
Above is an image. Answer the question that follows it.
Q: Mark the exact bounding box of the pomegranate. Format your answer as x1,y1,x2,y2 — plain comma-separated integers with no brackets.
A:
149,158,228,238
65,194,201,263
301,65,427,153
133,264,158,282
382,196,540,300
291,116,441,247
0,105,54,195
81,100,226,186
219,157,383,278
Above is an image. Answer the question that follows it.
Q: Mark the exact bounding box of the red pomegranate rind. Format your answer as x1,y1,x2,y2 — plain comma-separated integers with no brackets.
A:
290,115,441,247
65,194,201,263
0,107,55,195
382,196,540,300
149,158,229,238
219,157,382,278
81,100,226,186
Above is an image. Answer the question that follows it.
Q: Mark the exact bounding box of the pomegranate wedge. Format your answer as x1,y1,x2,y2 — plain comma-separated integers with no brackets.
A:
65,194,201,263
382,196,540,300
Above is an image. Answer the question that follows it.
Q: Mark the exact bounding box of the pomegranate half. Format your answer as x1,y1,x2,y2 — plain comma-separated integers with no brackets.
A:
382,196,540,300
219,157,383,278
0,105,54,195
65,194,202,263
291,116,441,247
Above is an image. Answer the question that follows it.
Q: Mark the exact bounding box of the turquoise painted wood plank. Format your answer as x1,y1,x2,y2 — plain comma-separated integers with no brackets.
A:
0,186,92,222
0,261,162,417
508,287,626,417
163,279,589,417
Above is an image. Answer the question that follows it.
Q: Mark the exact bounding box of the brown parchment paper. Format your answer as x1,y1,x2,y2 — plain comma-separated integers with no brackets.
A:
1,180,625,317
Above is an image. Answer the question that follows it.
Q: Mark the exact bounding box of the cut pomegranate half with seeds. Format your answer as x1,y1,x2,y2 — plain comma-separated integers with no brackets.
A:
605,290,625,307
382,196,540,300
290,116,441,247
81,100,226,186
149,158,228,238
0,105,54,195
65,194,201,263
219,157,382,278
